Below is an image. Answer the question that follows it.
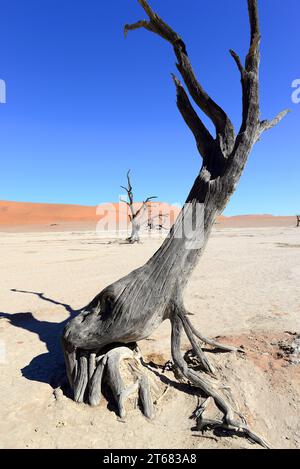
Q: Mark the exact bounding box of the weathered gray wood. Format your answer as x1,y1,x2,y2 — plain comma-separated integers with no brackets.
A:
170,304,269,448
106,348,133,418
86,346,157,418
178,310,215,375
62,0,289,447
74,354,88,403
88,353,96,380
183,313,242,353
88,356,107,406
138,374,154,419
62,337,78,387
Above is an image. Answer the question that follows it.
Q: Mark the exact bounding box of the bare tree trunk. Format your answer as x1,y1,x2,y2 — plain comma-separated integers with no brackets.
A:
129,217,141,243
62,0,289,447
297,215,300,228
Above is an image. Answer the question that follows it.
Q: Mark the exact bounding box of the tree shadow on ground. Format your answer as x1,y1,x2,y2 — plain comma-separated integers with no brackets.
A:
0,289,80,389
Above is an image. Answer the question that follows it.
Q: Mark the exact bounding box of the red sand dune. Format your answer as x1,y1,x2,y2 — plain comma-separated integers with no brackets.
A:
0,200,296,231
216,214,295,228
0,200,180,229
0,200,99,225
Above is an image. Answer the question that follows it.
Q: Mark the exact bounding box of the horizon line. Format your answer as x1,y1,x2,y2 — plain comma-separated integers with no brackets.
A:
0,199,298,218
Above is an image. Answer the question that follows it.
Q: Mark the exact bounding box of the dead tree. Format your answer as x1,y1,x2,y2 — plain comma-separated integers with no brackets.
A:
121,170,157,243
147,205,169,232
62,0,289,447
297,215,300,227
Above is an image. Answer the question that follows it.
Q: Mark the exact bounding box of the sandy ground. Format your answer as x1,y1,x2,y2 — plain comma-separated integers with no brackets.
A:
0,226,300,449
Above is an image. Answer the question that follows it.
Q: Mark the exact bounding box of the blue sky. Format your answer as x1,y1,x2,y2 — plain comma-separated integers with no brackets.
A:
0,0,299,215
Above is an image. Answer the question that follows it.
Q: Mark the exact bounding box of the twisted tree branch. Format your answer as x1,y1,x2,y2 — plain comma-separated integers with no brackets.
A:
246,0,261,72
172,74,215,161
125,0,236,157
135,196,157,218
229,49,245,77
259,109,291,134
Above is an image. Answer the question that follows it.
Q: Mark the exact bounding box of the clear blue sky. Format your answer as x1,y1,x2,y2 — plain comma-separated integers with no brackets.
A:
0,0,299,215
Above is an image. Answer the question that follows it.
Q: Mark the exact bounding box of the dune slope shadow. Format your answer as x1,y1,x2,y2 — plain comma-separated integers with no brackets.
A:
0,289,80,388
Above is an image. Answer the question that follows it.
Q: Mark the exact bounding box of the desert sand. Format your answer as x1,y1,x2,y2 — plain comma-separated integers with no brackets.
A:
0,221,300,449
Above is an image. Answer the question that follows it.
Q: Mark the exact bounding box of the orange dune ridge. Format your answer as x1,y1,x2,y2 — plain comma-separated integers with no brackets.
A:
0,200,296,230
0,200,99,225
0,200,181,227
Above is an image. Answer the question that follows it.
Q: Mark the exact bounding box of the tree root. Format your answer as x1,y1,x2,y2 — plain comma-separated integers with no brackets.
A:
183,311,244,353
62,305,269,448
171,305,270,449
178,311,216,376
62,342,163,420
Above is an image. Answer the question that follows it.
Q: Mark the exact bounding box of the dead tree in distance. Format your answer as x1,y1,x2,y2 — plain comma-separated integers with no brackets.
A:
62,0,289,447
296,215,300,227
147,204,169,232
121,169,157,243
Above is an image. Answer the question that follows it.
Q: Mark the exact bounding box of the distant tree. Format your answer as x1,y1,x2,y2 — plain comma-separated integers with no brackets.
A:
147,204,169,232
62,0,289,447
297,215,300,227
121,170,157,243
